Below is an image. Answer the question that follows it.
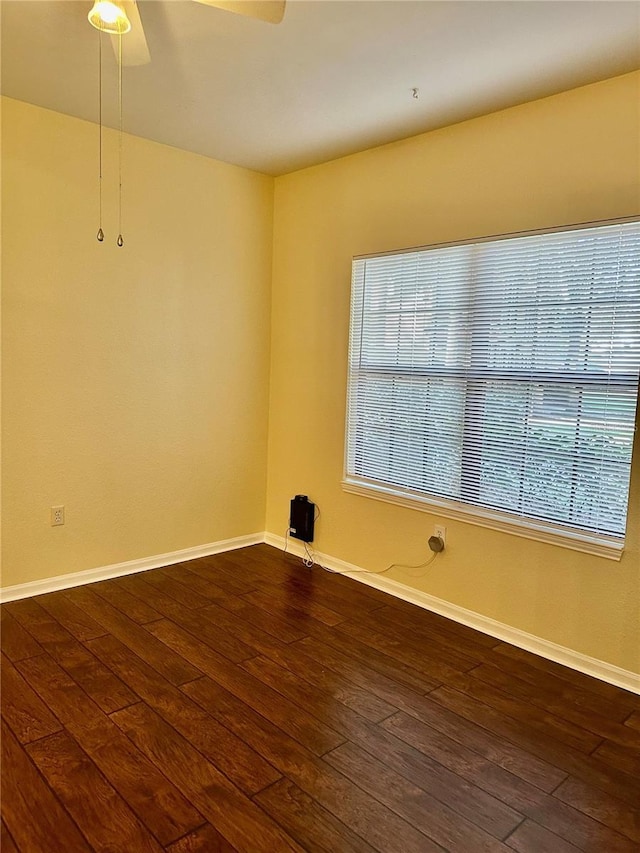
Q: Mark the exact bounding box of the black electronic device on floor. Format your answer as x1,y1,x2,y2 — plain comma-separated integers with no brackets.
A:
289,495,315,542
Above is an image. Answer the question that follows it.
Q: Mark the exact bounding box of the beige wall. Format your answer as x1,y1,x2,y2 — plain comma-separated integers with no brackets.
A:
266,72,640,673
2,97,273,586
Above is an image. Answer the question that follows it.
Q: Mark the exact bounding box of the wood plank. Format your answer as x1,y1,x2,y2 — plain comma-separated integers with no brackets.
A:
199,601,294,657
324,741,511,852
382,707,551,803
219,546,298,584
171,603,262,661
90,578,163,623
493,643,640,711
110,701,303,852
470,662,640,747
229,545,387,614
1,652,62,743
1,718,92,853
296,564,395,609
446,671,604,754
293,618,442,694
183,675,444,853
625,710,640,731
505,820,582,853
383,710,640,848
243,585,347,628
240,586,342,634
116,572,192,618
134,568,212,610
432,683,594,762
49,637,139,713
279,574,388,619
294,634,438,712
250,638,399,723
63,584,201,685
430,685,640,842
86,633,282,795
173,602,274,662
247,546,391,609
382,708,571,811
591,739,640,777
26,730,163,852
147,618,345,756
239,647,516,841
0,608,43,661
402,690,568,793
553,776,640,843
510,795,637,853
241,652,392,745
158,563,237,604
335,618,483,684
254,778,377,853
166,823,237,852
5,596,137,713
4,597,70,644
334,707,524,840
37,591,108,641
471,654,633,724
296,635,565,793
16,653,203,846
114,577,255,662
1,821,19,853
246,596,437,697
217,596,309,644
350,605,484,672
372,599,500,650
350,587,484,648
185,554,259,596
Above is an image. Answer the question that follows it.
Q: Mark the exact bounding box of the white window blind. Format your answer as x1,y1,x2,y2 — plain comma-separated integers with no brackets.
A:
345,220,640,545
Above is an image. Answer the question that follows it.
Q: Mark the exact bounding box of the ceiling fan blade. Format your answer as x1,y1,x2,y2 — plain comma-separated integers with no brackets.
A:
193,0,286,25
109,0,151,66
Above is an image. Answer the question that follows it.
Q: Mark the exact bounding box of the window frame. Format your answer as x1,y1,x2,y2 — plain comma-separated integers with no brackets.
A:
342,217,640,561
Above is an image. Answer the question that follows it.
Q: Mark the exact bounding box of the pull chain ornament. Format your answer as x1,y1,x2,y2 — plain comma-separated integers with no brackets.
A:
117,234,124,247
97,227,104,242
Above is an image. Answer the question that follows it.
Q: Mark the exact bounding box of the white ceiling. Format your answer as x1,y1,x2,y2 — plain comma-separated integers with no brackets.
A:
2,0,639,176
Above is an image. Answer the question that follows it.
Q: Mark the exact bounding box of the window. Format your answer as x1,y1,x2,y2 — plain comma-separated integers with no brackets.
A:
344,220,640,558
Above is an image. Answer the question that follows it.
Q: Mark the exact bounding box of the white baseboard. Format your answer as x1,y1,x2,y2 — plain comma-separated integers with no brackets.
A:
265,533,640,696
3,531,637,695
0,533,263,603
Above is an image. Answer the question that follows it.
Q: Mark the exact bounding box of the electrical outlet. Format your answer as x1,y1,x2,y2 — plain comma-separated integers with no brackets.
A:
51,506,65,527
433,524,446,547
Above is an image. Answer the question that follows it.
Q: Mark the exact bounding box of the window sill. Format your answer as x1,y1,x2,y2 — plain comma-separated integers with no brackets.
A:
341,478,625,561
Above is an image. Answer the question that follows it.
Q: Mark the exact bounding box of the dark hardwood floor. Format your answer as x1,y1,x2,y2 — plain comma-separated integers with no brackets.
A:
2,544,640,852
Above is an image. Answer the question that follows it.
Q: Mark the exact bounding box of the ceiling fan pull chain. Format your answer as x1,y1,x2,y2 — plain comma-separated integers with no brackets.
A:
117,29,124,248
97,30,104,242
